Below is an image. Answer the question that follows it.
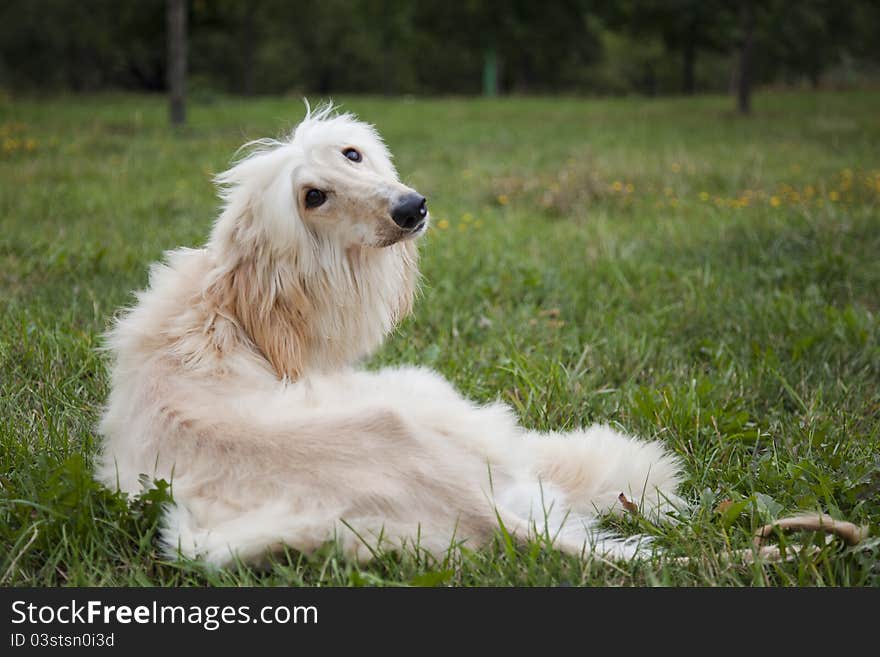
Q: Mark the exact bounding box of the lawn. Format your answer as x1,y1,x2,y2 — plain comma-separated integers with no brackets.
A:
1,91,878,586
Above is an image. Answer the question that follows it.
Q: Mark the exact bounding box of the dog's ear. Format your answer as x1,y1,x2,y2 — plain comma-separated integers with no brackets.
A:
211,142,304,258
206,257,311,380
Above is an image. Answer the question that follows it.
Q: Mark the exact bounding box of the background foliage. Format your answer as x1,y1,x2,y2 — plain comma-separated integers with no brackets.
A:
2,0,879,96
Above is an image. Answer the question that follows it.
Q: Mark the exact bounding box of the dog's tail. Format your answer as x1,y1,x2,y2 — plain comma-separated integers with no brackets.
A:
524,424,684,523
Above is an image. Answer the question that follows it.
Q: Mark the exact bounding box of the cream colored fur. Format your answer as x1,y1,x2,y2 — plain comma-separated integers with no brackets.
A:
97,106,683,566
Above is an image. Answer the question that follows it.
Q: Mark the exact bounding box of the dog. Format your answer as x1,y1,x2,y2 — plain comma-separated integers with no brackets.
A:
97,105,683,566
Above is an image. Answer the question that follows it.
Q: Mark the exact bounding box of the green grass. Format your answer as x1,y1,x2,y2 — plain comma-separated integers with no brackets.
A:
1,91,879,586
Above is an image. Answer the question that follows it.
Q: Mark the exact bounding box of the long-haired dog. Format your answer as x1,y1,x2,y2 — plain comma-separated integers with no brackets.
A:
98,106,683,566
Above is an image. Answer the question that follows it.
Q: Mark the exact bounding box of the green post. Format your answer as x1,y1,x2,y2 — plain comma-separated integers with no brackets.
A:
483,48,498,97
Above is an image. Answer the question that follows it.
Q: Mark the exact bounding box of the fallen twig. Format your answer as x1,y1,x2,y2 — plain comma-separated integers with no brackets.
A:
673,512,869,565
754,513,868,548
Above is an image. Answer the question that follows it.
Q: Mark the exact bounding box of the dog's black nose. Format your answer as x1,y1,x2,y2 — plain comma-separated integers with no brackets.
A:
390,194,427,230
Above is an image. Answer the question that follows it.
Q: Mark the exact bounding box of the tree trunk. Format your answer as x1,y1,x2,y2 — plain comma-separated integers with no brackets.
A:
737,0,755,115
483,48,498,97
167,0,187,126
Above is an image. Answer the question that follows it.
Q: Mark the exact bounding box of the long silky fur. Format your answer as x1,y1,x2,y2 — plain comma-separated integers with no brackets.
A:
97,107,683,566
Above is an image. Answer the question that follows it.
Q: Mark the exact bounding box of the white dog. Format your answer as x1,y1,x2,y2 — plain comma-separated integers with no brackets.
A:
97,106,683,566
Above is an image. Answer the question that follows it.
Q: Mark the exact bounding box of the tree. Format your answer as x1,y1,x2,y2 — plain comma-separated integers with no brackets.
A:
167,0,187,126
736,0,755,114
598,0,736,95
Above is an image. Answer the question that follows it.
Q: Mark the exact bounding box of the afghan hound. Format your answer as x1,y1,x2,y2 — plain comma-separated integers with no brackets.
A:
97,106,683,566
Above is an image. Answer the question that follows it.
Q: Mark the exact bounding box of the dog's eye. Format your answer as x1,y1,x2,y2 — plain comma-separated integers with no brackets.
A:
342,148,362,163
304,189,326,208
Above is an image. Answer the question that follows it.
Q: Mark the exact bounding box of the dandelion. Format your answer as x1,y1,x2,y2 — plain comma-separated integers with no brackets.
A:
699,191,710,202
497,194,509,205
624,183,634,194
457,223,468,232
669,198,679,208
437,219,450,230
24,138,37,151
612,181,623,192
770,196,781,207
663,187,674,197
461,212,473,223
829,190,840,201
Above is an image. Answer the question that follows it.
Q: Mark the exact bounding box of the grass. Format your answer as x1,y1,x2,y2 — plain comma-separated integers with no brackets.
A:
1,90,879,586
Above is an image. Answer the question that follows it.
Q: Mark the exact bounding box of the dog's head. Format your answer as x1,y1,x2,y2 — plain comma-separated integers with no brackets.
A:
210,104,428,257
288,109,429,248
204,106,425,379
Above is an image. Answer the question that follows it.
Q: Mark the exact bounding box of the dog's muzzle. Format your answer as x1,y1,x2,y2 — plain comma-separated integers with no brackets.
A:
390,193,428,232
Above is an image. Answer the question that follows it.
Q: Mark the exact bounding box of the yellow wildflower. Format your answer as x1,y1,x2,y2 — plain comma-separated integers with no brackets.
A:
829,191,839,201
699,191,710,201
612,181,623,192
497,194,509,205
770,196,781,207
437,219,450,230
